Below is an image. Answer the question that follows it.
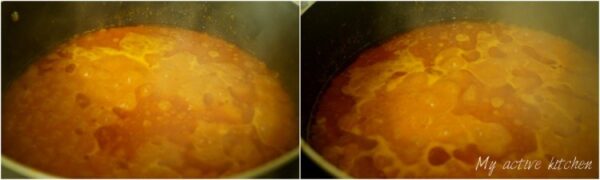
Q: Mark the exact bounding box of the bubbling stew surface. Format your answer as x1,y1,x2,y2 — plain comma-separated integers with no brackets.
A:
310,21,598,178
2,26,297,178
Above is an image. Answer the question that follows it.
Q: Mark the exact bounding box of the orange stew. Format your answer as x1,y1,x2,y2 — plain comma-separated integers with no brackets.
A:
310,22,598,178
2,26,297,178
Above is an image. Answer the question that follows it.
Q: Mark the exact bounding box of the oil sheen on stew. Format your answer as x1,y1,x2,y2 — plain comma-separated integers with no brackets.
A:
310,21,598,178
2,26,297,178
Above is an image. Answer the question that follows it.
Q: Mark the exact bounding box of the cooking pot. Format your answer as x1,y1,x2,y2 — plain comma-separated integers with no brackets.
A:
1,1,299,178
300,1,598,178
